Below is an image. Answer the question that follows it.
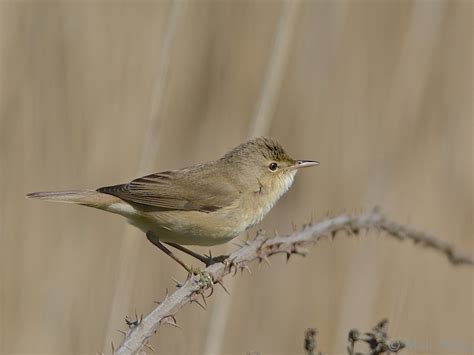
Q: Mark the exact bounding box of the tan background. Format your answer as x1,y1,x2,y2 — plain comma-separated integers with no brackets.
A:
0,0,472,354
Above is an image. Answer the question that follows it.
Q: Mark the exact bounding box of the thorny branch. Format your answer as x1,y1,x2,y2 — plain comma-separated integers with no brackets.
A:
113,208,473,354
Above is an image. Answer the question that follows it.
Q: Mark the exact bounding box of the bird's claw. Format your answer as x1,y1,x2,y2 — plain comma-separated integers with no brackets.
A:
203,254,229,267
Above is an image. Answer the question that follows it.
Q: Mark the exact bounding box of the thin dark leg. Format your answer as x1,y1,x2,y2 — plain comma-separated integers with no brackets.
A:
166,242,229,266
165,242,210,264
146,231,192,273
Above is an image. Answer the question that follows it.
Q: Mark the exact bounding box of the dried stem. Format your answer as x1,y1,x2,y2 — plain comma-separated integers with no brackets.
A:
114,209,473,354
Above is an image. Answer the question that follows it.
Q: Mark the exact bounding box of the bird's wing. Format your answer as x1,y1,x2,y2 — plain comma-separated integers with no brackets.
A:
97,168,240,212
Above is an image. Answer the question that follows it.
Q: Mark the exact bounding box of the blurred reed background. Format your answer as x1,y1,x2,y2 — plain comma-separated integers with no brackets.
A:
0,0,472,354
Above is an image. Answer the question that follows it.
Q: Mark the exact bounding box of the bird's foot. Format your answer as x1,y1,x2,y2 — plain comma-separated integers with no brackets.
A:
203,252,229,267
166,242,229,267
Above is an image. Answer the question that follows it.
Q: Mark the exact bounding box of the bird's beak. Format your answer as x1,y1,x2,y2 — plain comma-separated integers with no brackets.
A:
294,160,320,169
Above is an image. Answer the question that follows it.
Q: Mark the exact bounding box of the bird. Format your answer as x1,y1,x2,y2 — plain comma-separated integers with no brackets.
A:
27,137,318,269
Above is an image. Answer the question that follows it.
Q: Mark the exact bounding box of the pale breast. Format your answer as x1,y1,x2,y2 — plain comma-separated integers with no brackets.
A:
242,170,296,229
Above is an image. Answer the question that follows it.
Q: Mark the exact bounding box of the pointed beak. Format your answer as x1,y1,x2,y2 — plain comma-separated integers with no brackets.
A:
294,160,320,169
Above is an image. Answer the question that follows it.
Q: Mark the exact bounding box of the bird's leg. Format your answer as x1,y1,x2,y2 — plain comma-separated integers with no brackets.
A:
164,242,209,264
146,231,193,273
165,242,229,267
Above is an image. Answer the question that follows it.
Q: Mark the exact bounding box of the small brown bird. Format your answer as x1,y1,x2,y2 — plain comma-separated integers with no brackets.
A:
27,137,318,267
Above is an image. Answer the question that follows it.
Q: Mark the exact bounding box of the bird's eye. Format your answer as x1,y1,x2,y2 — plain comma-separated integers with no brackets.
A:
268,162,278,171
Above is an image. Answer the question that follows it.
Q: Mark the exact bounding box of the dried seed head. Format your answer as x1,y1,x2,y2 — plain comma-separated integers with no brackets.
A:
348,328,360,343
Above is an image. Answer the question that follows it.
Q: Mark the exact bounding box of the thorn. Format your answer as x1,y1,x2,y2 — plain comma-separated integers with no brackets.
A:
225,260,233,273
159,288,169,303
206,284,214,298
192,298,207,310
154,288,169,304
291,221,297,231
111,342,115,353
116,329,126,336
262,255,271,266
232,264,238,277
185,270,194,281
162,315,181,329
199,292,207,306
144,343,157,353
171,277,182,288
215,279,230,295
286,252,291,263
208,249,212,259
164,320,182,329
232,242,244,248
257,238,268,253
242,265,252,274
168,314,177,325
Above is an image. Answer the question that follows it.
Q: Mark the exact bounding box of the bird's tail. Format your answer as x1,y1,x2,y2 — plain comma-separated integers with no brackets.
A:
26,190,119,209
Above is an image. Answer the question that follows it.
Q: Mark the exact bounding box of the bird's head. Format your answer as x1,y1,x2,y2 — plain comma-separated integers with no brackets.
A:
221,137,319,197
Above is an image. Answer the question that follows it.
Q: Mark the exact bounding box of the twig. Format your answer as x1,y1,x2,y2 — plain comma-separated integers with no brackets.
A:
347,319,405,354
114,208,473,354
304,328,318,355
305,318,405,355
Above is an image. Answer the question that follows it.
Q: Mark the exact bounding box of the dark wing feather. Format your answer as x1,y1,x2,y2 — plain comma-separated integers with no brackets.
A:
97,168,239,212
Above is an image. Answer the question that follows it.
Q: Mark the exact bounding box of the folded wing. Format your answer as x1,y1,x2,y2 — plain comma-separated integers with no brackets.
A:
97,167,239,213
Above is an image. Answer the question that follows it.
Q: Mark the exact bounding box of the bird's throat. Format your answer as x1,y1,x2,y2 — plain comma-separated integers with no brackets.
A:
248,171,296,228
